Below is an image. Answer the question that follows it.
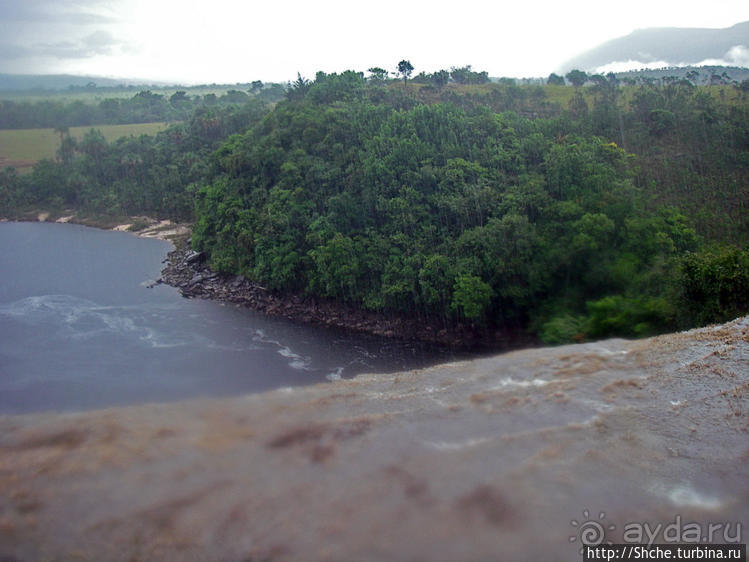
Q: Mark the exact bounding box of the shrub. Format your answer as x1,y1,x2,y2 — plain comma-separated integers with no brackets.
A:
585,295,673,338
679,246,749,326
540,315,586,344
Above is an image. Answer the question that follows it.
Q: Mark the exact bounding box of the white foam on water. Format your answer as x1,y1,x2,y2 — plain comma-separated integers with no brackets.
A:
1,295,194,348
351,345,376,359
278,346,313,370
590,345,629,356
576,398,615,413
326,367,344,381
205,340,260,352
139,328,191,349
425,437,491,451
489,377,550,390
651,483,725,510
254,329,314,371
252,329,274,344
277,346,295,358
0,294,97,321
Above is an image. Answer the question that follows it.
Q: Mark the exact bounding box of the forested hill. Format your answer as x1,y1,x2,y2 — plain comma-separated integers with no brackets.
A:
190,72,747,342
2,71,748,343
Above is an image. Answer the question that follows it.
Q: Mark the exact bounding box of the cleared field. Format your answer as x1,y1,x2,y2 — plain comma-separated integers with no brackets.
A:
0,122,170,171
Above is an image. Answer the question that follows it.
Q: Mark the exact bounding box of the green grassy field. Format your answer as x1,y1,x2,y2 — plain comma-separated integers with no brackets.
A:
0,122,170,171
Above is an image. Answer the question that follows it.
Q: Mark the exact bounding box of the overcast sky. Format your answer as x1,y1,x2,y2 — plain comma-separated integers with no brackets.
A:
0,0,747,84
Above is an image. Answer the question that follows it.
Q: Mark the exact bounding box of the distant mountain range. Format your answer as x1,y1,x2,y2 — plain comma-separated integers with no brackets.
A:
0,74,172,91
560,21,749,74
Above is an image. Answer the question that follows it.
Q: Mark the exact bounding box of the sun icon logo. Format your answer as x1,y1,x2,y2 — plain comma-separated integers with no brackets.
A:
569,509,616,554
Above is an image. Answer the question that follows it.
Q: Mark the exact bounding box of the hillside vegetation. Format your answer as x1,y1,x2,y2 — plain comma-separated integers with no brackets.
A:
1,70,747,344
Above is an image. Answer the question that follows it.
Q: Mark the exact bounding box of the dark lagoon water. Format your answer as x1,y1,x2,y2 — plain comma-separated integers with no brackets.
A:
0,222,462,414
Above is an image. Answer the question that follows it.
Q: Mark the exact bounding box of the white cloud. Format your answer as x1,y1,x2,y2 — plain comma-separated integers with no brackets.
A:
595,60,674,74
0,0,747,83
596,44,749,75
695,44,749,67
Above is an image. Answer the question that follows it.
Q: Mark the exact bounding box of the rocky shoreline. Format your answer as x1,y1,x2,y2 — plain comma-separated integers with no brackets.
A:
2,212,532,348
159,240,531,350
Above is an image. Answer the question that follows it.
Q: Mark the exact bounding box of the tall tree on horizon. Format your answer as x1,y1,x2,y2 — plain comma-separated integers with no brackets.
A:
397,60,414,86
368,67,388,82
565,69,588,87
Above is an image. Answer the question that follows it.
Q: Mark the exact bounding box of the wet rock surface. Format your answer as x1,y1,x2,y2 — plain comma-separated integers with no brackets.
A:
160,240,530,349
1,317,747,561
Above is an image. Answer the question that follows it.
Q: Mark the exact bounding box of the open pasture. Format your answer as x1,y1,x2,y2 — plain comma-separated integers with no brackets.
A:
0,122,170,171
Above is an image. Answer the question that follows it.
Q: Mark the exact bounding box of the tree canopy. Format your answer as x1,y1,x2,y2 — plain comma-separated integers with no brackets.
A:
2,68,746,344
397,60,414,84
565,69,588,87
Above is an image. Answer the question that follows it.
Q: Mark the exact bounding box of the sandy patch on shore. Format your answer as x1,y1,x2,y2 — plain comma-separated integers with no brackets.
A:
112,218,190,241
1,214,190,241
139,220,190,240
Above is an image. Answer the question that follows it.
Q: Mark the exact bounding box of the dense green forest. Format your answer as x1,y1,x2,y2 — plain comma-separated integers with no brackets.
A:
1,69,747,344
0,100,270,218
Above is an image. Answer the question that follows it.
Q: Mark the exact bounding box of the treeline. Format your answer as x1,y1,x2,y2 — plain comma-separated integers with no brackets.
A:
1,69,747,343
0,85,285,130
549,68,749,88
0,100,269,219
